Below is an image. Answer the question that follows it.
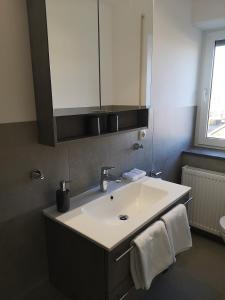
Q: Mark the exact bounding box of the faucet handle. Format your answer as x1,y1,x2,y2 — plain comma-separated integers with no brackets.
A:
101,166,115,175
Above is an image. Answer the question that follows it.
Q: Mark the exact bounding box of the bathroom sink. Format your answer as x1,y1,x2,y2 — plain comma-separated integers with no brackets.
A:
81,181,168,225
44,177,190,250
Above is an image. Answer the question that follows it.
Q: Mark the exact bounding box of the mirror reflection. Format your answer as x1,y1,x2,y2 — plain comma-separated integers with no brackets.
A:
99,0,153,109
46,0,100,110
45,0,153,113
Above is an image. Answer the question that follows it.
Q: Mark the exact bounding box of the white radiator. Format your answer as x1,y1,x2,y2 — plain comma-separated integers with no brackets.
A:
182,165,225,236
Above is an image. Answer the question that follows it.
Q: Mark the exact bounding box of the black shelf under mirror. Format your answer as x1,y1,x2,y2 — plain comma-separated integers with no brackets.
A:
55,108,149,144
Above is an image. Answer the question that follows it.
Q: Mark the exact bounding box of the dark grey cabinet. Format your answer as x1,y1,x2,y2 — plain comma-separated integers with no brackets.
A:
45,194,189,300
26,0,149,146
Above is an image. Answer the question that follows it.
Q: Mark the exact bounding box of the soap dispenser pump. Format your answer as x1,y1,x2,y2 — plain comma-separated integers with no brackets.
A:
56,180,70,213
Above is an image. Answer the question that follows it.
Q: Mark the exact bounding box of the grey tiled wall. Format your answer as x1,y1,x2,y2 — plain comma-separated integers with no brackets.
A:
153,106,197,182
0,106,196,300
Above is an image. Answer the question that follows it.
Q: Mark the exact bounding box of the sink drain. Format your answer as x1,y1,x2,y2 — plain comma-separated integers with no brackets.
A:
119,215,129,221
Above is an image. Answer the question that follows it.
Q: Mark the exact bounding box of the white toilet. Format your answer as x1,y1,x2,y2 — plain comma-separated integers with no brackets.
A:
219,216,225,242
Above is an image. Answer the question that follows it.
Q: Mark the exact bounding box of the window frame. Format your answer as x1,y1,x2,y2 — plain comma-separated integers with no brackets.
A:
195,30,225,149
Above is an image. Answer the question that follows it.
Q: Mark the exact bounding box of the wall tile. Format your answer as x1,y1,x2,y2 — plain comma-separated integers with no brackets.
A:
68,129,153,195
0,209,48,300
0,122,69,223
152,106,197,182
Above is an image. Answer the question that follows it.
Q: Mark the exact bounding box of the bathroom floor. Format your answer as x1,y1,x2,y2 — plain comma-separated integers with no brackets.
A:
22,233,225,300
145,232,225,300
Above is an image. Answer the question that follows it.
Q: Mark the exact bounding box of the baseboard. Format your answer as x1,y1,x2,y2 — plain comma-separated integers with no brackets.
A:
191,226,224,245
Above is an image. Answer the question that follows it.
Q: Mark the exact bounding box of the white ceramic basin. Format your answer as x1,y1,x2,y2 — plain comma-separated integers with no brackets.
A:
44,177,190,250
81,181,168,225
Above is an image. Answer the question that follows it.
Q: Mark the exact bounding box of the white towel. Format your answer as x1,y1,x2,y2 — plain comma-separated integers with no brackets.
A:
130,221,174,290
122,169,146,181
161,204,192,256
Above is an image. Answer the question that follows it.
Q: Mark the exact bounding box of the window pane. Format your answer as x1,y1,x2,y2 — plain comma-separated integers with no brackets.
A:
207,41,225,139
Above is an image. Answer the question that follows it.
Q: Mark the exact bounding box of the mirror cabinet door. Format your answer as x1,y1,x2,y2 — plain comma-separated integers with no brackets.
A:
46,0,100,111
99,0,153,109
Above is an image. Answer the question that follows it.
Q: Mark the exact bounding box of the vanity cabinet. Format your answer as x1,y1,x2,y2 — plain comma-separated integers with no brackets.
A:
26,0,152,146
45,193,189,300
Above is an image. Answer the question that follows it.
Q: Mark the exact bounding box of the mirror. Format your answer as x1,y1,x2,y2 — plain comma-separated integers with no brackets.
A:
46,0,100,111
99,0,153,109
44,0,153,114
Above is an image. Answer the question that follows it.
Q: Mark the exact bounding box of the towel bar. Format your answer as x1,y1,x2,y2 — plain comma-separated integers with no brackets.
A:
119,290,130,300
115,246,134,262
114,197,192,263
184,196,192,206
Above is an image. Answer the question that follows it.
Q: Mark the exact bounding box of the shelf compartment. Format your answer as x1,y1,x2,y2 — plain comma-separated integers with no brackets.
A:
56,108,149,143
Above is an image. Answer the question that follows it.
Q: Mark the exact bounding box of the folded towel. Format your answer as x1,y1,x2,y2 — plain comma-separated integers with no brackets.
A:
130,221,174,290
161,204,192,256
122,168,146,181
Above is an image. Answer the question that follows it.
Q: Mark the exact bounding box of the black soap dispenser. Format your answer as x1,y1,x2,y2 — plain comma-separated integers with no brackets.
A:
56,180,70,213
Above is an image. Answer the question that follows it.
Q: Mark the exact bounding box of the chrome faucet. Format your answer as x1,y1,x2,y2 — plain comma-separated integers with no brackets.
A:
100,166,121,192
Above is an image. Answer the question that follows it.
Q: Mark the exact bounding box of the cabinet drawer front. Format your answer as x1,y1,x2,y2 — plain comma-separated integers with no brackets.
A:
108,279,146,300
108,279,133,300
107,241,133,292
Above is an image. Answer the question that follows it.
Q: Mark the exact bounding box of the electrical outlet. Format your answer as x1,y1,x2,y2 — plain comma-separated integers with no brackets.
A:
138,129,147,140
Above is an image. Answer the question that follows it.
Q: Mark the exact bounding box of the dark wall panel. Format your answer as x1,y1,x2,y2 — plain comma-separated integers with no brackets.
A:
0,120,153,300
0,209,48,300
0,106,196,299
68,129,153,195
0,122,68,223
152,106,197,182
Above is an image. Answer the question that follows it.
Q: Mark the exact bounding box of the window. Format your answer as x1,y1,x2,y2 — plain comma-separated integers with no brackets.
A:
196,30,225,149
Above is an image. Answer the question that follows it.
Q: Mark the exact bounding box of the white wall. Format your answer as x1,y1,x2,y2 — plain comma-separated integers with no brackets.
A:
152,0,201,108
192,0,225,30
0,0,36,124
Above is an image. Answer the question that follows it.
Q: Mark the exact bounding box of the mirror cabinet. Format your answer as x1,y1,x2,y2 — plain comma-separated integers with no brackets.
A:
27,0,153,146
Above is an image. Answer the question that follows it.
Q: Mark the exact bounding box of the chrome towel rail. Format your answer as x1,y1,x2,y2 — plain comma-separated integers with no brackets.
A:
119,290,130,300
115,246,134,262
184,196,193,206
114,197,193,263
